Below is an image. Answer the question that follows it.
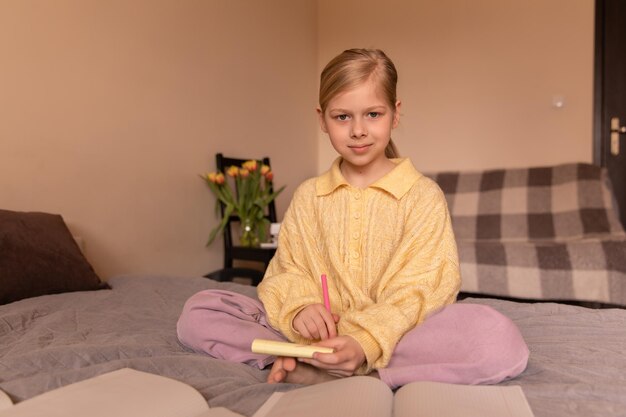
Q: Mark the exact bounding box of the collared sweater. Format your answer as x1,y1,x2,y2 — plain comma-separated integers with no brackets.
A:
257,158,460,372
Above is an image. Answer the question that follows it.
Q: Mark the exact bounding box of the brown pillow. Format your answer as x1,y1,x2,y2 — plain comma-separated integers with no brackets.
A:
0,209,109,304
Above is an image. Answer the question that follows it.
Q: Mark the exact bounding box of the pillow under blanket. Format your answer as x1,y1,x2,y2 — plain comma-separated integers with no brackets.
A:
0,209,109,304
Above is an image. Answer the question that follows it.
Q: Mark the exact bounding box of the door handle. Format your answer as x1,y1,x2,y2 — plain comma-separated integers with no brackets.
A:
611,117,626,155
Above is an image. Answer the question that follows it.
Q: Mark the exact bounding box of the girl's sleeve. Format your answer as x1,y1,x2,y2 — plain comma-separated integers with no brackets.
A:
339,179,461,372
257,183,323,344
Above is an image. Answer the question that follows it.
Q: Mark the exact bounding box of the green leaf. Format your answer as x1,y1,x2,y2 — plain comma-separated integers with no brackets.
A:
206,204,234,246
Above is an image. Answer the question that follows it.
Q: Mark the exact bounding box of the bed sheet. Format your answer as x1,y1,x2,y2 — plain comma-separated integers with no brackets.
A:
1,275,624,416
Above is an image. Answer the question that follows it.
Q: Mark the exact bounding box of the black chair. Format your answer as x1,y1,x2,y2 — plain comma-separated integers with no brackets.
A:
204,153,278,286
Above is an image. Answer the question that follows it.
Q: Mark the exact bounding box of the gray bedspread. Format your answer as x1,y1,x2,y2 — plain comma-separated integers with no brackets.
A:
1,275,625,416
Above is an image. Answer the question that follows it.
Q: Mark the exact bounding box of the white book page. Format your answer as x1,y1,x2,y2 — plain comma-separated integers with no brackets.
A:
394,382,534,417
253,376,394,417
0,368,210,417
0,389,13,411
195,407,245,417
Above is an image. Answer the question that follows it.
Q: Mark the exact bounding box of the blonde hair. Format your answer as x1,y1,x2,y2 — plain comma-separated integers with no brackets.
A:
319,48,400,158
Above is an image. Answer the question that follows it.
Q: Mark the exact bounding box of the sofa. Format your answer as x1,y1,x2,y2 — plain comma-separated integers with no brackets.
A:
426,162,626,307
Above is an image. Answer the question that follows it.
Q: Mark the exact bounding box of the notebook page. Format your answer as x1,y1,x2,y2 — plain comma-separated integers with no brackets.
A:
394,382,534,417
196,407,245,417
0,368,210,417
253,376,393,417
0,389,13,411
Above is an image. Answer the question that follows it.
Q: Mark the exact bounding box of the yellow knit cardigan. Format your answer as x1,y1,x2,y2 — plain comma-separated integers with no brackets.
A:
257,158,460,372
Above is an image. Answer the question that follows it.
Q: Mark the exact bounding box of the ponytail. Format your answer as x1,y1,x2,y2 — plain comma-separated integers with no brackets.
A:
385,139,400,158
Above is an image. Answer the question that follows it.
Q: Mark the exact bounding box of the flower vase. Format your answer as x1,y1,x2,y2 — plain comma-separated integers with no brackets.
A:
239,217,261,247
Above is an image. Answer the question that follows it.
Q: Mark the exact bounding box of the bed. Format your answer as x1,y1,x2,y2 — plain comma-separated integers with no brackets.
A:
1,210,625,417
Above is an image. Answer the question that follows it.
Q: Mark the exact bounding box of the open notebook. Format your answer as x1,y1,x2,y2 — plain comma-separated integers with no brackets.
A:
0,368,534,417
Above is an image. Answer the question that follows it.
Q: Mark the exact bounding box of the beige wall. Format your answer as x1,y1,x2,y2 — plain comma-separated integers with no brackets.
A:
317,0,595,173
1,0,596,280
0,0,318,279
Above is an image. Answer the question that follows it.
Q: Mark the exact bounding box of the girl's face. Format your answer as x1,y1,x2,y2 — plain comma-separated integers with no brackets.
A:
318,77,401,175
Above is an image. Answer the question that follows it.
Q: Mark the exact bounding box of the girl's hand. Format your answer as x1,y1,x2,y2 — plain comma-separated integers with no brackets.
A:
293,304,339,340
300,335,366,377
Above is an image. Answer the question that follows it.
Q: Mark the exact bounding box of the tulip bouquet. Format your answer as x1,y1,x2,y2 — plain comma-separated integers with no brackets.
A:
203,160,285,247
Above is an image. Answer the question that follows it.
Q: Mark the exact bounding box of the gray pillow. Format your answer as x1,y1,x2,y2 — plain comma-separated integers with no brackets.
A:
0,209,109,304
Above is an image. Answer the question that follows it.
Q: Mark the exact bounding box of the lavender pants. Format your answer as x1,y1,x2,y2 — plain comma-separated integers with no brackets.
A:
176,290,529,389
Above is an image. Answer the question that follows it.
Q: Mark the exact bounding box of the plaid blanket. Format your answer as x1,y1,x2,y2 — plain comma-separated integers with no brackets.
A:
426,163,626,306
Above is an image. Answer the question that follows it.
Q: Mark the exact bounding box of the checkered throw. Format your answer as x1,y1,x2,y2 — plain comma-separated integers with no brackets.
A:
426,163,626,306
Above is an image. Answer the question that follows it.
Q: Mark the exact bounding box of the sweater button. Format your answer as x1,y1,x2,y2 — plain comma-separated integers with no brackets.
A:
351,251,359,259
354,212,361,219
354,191,361,200
352,231,359,239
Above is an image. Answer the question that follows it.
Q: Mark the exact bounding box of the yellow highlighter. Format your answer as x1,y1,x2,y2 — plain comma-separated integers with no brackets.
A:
251,339,334,358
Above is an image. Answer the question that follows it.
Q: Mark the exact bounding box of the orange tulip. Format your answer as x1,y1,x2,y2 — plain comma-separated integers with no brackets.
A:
226,166,239,177
202,160,284,247
242,160,258,171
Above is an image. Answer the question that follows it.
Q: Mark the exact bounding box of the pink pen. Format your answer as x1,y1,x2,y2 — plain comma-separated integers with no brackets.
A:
320,274,331,312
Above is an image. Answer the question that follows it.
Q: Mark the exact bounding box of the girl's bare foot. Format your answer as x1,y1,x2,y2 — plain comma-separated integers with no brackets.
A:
267,357,290,384
284,361,338,385
267,357,337,385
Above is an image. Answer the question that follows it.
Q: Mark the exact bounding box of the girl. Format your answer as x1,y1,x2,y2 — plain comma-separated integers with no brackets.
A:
178,48,528,388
